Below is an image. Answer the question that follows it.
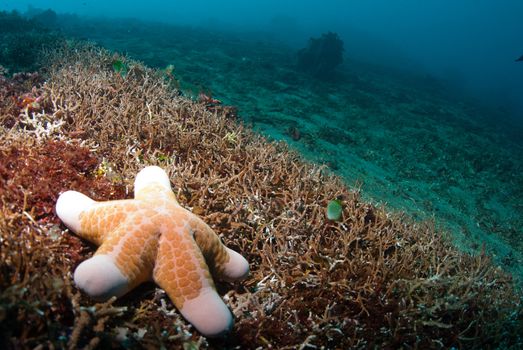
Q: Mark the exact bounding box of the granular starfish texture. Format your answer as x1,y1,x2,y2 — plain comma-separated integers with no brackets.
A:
56,166,249,337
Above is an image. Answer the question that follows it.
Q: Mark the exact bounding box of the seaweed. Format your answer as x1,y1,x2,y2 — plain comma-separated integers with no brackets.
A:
0,138,126,221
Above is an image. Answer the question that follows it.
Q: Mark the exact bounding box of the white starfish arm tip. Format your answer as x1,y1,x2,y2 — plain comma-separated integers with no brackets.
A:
56,190,95,233
74,254,130,300
180,288,233,337
134,166,171,193
223,248,250,282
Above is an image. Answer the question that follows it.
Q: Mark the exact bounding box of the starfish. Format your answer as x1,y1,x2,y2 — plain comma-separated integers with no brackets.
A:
56,166,249,337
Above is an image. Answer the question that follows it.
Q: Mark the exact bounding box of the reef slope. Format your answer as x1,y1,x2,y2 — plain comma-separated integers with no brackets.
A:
0,44,522,349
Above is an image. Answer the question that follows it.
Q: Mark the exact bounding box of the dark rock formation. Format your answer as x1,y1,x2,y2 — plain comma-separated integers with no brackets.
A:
297,31,344,78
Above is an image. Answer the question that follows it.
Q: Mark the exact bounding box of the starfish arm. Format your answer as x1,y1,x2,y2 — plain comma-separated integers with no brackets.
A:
74,253,131,300
58,167,248,336
134,166,173,200
153,229,233,337
190,216,249,282
74,221,159,300
56,190,137,245
56,190,95,236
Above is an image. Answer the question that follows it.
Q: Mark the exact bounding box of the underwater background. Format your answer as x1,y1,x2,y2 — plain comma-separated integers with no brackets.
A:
2,0,522,280
1,1,523,348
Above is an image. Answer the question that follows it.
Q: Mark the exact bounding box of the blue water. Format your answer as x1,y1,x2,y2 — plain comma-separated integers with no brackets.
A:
2,0,523,123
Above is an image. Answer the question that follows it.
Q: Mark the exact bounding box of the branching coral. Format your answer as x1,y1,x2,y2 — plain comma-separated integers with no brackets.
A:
0,42,522,349
0,71,46,128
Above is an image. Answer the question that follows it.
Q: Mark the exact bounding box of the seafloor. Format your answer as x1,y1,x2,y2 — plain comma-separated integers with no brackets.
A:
58,17,523,280
0,11,522,349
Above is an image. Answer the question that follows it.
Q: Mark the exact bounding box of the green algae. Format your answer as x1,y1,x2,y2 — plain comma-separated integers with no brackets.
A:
326,199,343,221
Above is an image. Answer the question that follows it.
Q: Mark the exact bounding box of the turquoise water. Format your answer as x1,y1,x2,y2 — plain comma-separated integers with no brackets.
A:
46,15,523,282
1,3,522,282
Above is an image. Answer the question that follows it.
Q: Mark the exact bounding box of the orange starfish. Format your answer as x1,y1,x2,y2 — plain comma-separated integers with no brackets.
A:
56,166,249,337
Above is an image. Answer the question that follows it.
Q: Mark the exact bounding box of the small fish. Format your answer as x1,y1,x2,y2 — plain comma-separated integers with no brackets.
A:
516,55,523,62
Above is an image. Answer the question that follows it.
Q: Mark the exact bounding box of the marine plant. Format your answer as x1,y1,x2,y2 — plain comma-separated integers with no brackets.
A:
326,198,343,221
112,58,128,78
